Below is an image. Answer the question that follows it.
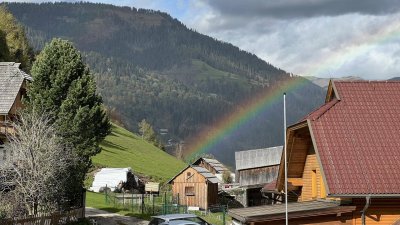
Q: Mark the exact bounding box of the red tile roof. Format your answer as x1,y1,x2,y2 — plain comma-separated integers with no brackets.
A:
307,81,400,196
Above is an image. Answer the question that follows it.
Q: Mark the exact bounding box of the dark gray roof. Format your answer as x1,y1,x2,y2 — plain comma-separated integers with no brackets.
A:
228,200,356,223
168,165,220,184
235,146,283,170
191,165,220,183
193,157,230,174
0,62,32,115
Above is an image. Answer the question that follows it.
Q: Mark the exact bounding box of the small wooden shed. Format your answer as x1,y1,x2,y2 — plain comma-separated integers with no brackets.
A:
168,165,219,210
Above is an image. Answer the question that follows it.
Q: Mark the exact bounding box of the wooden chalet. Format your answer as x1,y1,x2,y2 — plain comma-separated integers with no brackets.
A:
229,80,400,225
0,62,32,161
234,146,282,207
168,165,219,210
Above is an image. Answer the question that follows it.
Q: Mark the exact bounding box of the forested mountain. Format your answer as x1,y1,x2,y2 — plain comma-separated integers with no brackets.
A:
4,2,325,167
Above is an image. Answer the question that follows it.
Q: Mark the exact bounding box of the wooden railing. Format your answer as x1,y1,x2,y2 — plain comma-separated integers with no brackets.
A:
0,207,85,225
0,121,16,136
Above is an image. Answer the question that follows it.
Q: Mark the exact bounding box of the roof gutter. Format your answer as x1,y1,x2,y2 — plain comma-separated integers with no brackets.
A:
361,195,371,225
328,194,400,198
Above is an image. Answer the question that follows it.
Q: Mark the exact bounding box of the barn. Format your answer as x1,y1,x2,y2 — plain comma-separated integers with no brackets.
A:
234,146,282,207
168,165,219,210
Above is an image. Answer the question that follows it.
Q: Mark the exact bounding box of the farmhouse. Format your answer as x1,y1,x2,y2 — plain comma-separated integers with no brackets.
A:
0,62,32,161
168,165,219,210
229,80,400,225
234,146,282,207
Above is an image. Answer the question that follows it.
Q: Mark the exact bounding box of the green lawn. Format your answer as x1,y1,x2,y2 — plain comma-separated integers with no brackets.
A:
91,124,186,183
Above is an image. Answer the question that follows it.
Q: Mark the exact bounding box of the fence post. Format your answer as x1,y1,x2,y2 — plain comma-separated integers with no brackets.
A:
141,193,145,214
152,194,155,215
222,205,226,225
105,185,108,204
123,192,125,208
164,192,167,214
82,188,86,218
132,192,134,212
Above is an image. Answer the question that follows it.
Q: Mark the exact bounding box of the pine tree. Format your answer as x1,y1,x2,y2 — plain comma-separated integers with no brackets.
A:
27,38,111,199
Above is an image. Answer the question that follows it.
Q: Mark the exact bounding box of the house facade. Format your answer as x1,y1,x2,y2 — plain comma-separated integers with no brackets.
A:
229,81,400,225
168,165,219,210
0,62,32,162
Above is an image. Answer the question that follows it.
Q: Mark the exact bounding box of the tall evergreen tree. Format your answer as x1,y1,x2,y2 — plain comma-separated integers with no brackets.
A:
27,38,111,195
0,5,32,70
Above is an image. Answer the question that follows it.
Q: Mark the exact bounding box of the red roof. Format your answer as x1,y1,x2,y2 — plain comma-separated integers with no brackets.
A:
307,81,400,196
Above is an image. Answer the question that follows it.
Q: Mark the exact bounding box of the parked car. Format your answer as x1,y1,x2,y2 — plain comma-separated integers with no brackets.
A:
149,214,212,225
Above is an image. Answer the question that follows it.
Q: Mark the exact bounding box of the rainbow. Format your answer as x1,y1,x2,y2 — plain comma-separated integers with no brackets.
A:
184,77,309,159
184,17,400,159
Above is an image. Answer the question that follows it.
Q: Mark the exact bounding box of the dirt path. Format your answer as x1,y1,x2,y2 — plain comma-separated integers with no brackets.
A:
85,207,148,225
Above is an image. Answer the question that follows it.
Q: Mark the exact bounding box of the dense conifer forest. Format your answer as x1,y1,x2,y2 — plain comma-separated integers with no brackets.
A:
4,2,325,166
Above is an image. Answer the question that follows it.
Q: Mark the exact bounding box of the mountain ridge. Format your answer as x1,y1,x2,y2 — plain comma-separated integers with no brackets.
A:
4,2,325,167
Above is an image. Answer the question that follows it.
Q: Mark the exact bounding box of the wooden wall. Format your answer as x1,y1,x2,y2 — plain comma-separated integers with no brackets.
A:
9,80,27,115
352,198,400,225
171,167,217,210
238,165,279,186
300,153,327,201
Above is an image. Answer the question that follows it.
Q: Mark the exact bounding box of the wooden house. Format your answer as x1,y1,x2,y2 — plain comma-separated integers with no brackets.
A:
0,62,32,161
229,80,400,225
234,146,282,207
168,165,219,210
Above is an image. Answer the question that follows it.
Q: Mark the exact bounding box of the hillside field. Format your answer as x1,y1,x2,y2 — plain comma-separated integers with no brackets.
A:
91,124,186,183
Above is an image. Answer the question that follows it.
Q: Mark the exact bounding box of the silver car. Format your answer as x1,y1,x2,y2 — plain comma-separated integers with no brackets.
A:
149,214,212,225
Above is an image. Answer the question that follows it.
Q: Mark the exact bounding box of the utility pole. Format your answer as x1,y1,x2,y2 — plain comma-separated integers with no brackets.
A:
284,93,288,225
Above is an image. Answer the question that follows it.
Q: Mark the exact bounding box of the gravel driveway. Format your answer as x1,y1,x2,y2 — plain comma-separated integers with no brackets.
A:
85,207,148,225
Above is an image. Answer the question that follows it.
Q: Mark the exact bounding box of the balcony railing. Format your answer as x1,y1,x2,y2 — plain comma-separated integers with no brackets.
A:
0,121,16,136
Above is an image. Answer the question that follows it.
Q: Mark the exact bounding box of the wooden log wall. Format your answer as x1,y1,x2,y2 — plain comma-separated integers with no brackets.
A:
238,165,279,186
171,167,214,210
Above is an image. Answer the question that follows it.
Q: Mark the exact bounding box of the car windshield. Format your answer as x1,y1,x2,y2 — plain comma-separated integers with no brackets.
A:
171,217,208,225
149,218,166,225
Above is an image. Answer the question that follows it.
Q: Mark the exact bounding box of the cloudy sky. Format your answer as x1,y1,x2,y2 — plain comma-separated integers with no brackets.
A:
5,0,400,79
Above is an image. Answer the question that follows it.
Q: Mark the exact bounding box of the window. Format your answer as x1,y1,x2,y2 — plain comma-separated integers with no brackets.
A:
187,172,191,177
185,186,195,196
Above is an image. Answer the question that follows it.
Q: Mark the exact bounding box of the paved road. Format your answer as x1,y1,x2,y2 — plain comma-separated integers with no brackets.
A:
85,207,148,225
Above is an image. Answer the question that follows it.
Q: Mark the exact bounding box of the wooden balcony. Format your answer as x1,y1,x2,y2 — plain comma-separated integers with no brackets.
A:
0,121,16,136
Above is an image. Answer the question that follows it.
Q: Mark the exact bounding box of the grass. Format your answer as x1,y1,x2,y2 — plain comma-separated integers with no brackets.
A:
91,124,186,183
86,191,231,224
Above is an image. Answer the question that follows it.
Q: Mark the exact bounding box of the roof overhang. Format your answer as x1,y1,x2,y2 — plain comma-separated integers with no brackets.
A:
229,201,356,223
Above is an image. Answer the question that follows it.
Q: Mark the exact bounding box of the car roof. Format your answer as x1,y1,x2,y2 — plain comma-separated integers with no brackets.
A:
152,214,198,220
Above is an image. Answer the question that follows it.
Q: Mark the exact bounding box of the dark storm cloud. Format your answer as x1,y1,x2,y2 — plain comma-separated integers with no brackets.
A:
204,0,400,19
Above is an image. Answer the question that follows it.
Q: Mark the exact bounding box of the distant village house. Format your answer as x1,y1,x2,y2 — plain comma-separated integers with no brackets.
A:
0,62,32,162
168,165,219,210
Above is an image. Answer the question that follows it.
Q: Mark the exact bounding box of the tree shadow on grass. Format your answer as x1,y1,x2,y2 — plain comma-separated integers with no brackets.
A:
102,140,128,151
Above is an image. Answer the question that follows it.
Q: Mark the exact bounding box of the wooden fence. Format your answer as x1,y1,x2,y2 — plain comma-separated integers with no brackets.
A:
0,207,85,225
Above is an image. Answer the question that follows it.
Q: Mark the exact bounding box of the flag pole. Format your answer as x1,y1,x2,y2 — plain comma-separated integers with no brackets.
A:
284,93,288,225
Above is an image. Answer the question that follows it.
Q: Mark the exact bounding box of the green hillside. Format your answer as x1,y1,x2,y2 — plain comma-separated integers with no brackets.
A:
92,124,186,182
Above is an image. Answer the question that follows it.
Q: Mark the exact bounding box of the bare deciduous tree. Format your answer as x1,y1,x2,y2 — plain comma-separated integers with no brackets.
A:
0,111,78,217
